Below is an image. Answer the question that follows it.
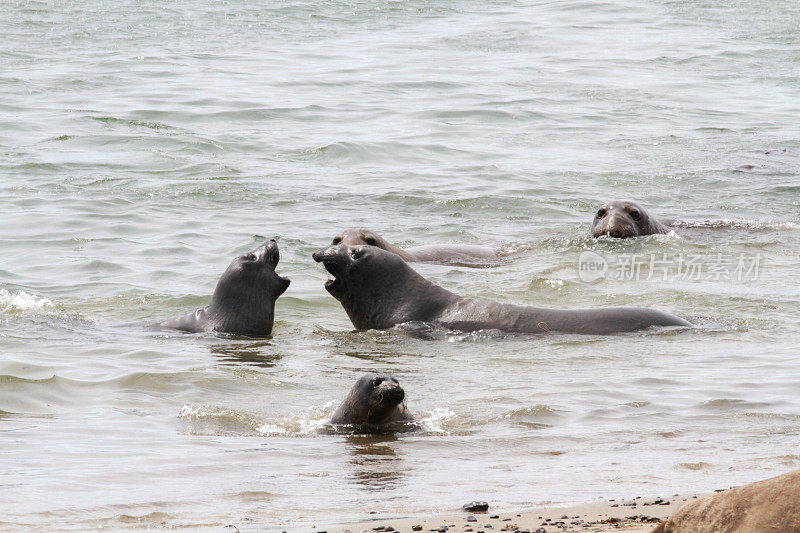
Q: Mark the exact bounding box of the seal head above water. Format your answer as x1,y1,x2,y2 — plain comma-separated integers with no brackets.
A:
328,373,414,431
592,201,671,238
313,244,691,335
159,240,290,336
331,227,500,267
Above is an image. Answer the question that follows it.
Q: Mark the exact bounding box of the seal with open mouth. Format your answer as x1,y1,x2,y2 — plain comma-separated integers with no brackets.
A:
328,373,414,431
158,239,290,336
313,244,691,335
331,228,500,267
592,201,672,238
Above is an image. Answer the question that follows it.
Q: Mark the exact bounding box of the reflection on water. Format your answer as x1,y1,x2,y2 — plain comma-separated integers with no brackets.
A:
345,435,405,491
209,341,282,367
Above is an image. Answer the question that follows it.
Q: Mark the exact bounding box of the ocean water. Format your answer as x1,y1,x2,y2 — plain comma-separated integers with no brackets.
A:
2,0,799,530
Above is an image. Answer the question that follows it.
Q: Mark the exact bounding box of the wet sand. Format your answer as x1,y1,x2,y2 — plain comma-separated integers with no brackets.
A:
323,494,708,533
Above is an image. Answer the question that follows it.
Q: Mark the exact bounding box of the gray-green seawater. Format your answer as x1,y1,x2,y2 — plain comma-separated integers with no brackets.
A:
2,0,799,530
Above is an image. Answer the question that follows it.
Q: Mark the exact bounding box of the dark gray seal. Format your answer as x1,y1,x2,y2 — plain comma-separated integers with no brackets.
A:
592,201,672,238
328,373,414,431
652,468,800,533
331,228,499,266
312,244,691,335
158,240,290,336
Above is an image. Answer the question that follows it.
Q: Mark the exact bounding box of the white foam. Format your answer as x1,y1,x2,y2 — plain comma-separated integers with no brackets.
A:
419,408,456,434
0,288,55,314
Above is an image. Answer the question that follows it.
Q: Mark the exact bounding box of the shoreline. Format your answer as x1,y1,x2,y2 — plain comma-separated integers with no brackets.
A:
322,493,708,533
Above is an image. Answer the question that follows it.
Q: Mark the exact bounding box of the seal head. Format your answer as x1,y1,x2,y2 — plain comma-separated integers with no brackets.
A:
592,201,668,238
160,240,290,336
328,373,414,429
312,244,453,330
331,228,412,260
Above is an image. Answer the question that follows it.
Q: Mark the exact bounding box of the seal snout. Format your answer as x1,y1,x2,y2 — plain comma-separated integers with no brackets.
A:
262,239,280,268
378,384,405,406
594,212,637,238
313,245,349,298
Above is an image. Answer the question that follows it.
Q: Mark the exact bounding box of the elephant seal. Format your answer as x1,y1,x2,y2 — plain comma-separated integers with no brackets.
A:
328,373,414,431
652,468,800,533
312,244,691,335
158,240,290,336
331,228,500,267
592,201,672,238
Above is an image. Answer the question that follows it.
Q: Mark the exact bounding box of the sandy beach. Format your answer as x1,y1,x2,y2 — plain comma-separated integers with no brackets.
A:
323,494,708,533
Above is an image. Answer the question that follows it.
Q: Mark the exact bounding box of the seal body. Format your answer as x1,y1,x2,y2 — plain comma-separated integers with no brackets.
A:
158,240,290,336
313,244,691,335
592,201,671,238
331,228,499,266
328,374,414,431
651,468,800,533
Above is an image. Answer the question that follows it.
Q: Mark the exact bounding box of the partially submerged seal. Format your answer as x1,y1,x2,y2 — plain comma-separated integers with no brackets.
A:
313,244,691,335
592,201,671,238
652,468,800,532
328,373,414,432
158,240,290,336
331,228,499,267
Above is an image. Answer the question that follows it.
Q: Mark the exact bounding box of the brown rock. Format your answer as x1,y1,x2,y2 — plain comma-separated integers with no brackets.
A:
652,469,800,532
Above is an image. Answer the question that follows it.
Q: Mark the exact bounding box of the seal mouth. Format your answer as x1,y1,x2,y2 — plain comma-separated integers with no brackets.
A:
595,226,638,239
312,246,347,299
252,240,290,290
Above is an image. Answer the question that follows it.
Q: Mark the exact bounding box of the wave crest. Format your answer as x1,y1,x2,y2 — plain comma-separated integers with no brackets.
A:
0,288,55,315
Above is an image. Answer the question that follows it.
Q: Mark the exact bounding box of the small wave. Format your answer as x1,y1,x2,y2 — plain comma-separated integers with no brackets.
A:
491,404,560,429
498,241,534,256
178,402,331,437
676,462,712,471
88,115,176,131
528,277,569,291
0,288,54,315
673,219,799,230
417,408,456,435
397,322,513,342
179,403,452,437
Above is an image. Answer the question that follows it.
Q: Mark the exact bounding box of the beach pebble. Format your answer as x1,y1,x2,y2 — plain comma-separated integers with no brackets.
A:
466,515,477,522
462,502,489,512
412,526,422,531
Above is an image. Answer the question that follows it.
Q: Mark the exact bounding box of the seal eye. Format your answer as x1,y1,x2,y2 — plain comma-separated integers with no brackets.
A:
350,248,366,260
596,209,606,218
364,237,377,246
244,253,257,261
630,210,641,220
371,377,384,387
331,237,341,245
